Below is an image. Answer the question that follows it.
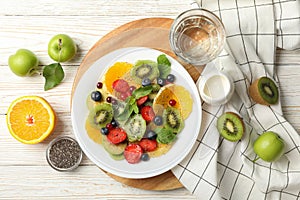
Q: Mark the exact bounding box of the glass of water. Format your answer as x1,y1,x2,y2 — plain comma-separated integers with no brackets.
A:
169,9,226,66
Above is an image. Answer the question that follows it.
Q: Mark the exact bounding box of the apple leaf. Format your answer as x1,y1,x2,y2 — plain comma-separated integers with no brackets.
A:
43,63,64,91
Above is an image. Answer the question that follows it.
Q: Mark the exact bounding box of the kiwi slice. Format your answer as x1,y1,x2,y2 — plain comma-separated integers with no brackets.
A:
124,114,146,142
163,107,184,133
249,77,278,105
109,153,124,161
89,103,113,129
130,60,160,84
102,136,127,155
217,112,244,142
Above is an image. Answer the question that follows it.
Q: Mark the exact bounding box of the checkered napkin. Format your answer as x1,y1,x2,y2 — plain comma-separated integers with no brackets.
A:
172,0,300,199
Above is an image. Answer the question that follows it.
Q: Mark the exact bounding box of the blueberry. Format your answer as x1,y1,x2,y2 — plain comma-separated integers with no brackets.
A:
111,120,118,127
141,153,150,161
142,78,151,86
91,91,102,102
145,130,157,140
157,78,165,86
153,116,163,126
101,127,109,135
166,74,175,83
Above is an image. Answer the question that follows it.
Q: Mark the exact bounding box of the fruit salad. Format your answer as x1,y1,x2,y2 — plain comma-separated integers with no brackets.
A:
85,54,193,164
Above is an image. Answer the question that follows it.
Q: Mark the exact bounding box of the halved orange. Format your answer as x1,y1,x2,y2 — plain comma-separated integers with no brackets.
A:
6,96,56,144
153,84,193,119
103,62,133,94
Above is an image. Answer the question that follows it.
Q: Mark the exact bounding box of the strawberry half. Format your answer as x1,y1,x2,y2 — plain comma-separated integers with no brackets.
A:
139,138,157,152
112,79,130,93
107,127,127,144
136,95,148,106
141,105,155,122
124,144,143,164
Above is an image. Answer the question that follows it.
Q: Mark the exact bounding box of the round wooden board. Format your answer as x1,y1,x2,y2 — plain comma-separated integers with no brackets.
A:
71,18,203,191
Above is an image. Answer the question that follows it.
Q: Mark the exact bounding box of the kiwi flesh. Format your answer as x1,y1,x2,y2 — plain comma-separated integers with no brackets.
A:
124,114,146,142
249,77,278,105
130,60,159,84
163,107,184,133
217,112,244,142
89,103,113,129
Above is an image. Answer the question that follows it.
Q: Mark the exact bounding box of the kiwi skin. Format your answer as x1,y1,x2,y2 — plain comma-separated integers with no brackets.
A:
217,112,245,142
249,77,278,105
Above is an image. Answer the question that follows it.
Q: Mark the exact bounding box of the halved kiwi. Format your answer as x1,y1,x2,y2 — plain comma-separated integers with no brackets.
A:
249,77,278,105
130,60,159,84
89,103,113,129
217,112,244,142
163,107,184,133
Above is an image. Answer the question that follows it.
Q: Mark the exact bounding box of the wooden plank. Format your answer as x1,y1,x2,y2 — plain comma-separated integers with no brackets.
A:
0,0,190,16
0,166,195,199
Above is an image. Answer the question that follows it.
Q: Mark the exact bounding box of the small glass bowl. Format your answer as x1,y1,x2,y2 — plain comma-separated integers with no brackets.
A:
46,136,83,172
169,8,226,66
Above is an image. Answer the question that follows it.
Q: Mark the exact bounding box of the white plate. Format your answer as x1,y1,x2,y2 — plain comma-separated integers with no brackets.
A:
71,47,202,179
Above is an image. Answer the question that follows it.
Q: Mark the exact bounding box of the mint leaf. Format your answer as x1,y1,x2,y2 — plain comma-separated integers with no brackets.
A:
132,85,153,99
126,96,136,105
132,102,139,114
157,54,171,79
43,63,64,91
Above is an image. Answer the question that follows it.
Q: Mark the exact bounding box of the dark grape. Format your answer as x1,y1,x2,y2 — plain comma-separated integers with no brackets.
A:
142,78,151,86
101,127,109,135
157,78,165,86
153,116,163,126
166,74,175,83
141,153,150,161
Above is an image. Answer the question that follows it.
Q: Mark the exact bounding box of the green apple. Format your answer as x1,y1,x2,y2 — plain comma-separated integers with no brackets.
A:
253,131,285,162
8,49,39,77
48,34,77,62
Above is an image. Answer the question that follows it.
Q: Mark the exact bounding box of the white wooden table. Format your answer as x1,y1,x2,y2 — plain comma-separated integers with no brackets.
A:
0,1,299,199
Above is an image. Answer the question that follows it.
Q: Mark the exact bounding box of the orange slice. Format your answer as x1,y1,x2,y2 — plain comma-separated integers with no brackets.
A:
153,86,180,116
153,84,193,119
6,96,56,144
103,62,133,94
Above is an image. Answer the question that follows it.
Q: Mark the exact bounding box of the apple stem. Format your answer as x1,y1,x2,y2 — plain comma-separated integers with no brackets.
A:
253,157,260,163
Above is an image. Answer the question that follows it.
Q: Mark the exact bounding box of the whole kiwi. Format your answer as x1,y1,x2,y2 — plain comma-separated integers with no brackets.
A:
249,77,279,105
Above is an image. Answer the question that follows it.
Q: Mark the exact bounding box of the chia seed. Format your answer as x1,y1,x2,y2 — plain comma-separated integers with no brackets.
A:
47,136,82,171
